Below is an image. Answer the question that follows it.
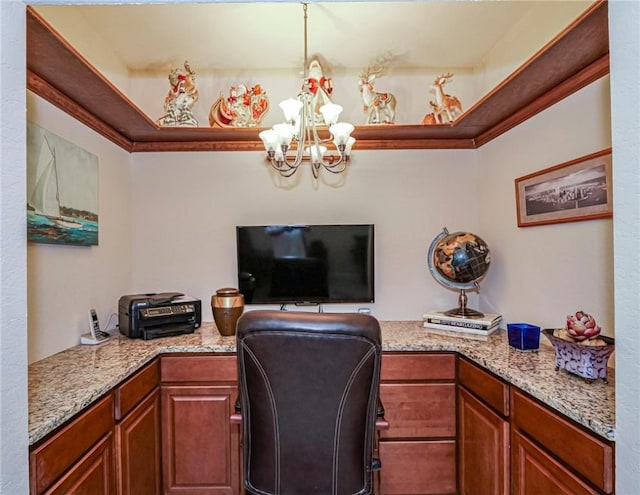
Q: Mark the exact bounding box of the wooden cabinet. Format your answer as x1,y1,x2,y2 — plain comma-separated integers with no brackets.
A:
29,360,161,495
29,394,116,495
160,354,240,495
511,388,614,494
29,350,616,495
115,360,161,495
457,357,510,495
511,429,600,495
378,352,457,494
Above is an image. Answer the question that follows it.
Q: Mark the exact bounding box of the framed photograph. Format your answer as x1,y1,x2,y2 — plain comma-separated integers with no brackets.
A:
27,123,99,245
515,149,612,227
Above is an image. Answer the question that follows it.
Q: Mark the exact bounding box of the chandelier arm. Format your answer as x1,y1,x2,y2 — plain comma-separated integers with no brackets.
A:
324,160,348,174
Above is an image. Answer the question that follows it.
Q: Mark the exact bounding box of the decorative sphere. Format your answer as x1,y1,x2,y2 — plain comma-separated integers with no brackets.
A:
427,229,491,290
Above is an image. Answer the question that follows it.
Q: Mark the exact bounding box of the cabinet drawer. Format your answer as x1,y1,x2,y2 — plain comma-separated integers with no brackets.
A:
30,393,115,495
115,359,159,420
379,383,456,439
381,352,455,381
458,357,509,416
160,354,237,383
511,389,614,493
379,440,456,494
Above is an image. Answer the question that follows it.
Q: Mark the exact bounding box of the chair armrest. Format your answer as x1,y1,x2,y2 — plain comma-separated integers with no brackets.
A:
230,396,242,423
375,417,389,431
376,397,389,430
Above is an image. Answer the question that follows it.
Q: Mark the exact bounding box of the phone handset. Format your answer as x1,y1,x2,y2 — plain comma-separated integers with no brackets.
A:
80,309,111,345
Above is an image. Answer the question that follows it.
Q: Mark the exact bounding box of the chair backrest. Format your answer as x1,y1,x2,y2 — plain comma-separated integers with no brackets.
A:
236,310,382,495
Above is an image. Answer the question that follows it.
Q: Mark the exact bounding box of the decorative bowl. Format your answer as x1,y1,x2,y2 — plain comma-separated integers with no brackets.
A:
542,329,614,383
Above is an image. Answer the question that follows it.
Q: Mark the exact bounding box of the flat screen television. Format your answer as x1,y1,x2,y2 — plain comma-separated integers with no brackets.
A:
236,224,374,305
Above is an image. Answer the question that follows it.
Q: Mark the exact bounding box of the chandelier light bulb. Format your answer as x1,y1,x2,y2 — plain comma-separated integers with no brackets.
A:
329,122,355,146
279,98,304,123
274,146,285,162
273,123,296,147
334,136,357,156
319,103,343,126
259,129,278,152
306,144,327,164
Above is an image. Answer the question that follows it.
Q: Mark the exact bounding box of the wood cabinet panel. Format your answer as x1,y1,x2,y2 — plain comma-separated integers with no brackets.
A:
511,429,599,495
161,354,237,383
115,360,159,420
30,394,115,495
379,382,456,439
381,352,455,381
458,357,509,416
511,389,614,493
161,385,240,494
44,432,115,495
116,389,161,495
458,386,509,495
379,440,456,494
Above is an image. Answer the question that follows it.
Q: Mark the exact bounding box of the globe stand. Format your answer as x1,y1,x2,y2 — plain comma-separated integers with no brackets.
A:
444,289,485,318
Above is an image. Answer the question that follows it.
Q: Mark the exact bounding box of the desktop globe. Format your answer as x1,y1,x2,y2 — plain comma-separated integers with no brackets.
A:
427,228,491,317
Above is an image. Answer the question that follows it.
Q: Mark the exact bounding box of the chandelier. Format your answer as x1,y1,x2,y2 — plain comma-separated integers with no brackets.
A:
259,3,355,179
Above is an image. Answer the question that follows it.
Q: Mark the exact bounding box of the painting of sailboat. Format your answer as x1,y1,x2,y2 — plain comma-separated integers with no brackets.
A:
27,123,98,245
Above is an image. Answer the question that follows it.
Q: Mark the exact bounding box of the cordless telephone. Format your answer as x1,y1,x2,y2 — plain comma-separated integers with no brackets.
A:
80,309,111,345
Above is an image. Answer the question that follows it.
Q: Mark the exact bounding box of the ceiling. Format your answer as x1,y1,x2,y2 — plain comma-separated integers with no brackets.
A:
27,1,610,153
35,2,553,73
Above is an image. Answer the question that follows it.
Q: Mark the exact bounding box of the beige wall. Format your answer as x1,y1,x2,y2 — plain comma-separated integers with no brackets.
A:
129,148,478,320
478,77,613,335
26,75,613,362
26,93,133,363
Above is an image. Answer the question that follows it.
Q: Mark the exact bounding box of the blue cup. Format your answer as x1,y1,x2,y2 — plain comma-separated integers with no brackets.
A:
507,323,540,351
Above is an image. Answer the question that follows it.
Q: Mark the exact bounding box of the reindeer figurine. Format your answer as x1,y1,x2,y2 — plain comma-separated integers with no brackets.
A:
358,64,396,124
429,72,463,123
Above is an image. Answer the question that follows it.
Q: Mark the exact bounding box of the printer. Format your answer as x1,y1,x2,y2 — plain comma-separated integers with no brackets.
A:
118,292,201,340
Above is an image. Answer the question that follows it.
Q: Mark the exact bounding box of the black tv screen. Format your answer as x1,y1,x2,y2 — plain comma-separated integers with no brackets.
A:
236,224,374,305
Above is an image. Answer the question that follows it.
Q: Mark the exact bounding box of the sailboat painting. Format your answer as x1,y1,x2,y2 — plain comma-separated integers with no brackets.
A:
27,123,99,246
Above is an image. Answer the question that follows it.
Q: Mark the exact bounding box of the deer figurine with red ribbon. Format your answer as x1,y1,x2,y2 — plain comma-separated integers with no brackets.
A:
358,61,396,125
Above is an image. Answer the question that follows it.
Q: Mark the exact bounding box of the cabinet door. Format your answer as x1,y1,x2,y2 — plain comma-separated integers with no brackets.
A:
44,432,115,495
161,385,240,495
511,430,599,495
458,386,509,495
30,394,115,495
116,389,161,495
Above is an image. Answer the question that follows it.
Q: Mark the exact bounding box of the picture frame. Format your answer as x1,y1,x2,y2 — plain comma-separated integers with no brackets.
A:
27,123,99,245
515,149,612,228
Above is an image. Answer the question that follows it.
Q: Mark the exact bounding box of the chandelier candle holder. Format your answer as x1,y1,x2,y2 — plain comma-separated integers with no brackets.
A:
259,3,355,179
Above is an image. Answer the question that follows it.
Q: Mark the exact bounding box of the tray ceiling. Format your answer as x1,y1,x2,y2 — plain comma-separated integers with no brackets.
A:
27,1,610,152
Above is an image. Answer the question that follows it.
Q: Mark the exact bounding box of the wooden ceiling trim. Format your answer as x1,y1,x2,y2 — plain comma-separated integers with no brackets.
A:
475,54,610,147
26,2,609,153
27,70,134,151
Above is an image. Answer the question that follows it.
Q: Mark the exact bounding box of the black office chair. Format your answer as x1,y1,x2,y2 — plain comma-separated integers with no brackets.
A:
235,310,384,495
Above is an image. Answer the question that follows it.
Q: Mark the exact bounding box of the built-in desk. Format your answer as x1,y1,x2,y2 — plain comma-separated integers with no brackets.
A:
29,321,615,445
28,321,615,494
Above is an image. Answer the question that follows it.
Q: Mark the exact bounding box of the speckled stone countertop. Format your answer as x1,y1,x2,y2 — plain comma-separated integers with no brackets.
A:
28,321,615,445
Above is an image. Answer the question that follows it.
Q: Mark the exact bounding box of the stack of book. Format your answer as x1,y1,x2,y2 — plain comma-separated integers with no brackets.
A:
422,310,502,340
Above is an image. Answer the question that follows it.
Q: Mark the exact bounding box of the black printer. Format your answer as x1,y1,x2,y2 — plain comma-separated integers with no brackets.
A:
118,292,201,340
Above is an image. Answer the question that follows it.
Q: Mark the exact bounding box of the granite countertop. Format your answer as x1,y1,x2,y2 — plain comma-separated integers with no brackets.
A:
28,321,615,445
